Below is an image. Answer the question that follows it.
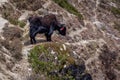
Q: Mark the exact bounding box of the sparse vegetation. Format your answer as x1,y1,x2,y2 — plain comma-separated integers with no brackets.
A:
18,21,26,28
28,43,92,80
28,43,74,80
0,3,21,26
1,27,23,61
10,0,44,11
4,16,26,27
4,15,26,27
114,22,120,32
9,18,19,25
111,6,120,17
52,0,83,20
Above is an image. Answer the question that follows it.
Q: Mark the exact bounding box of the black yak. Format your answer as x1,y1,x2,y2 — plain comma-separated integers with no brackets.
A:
28,14,66,44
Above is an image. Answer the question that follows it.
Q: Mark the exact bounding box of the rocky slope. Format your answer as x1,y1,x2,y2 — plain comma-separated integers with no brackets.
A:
0,0,120,80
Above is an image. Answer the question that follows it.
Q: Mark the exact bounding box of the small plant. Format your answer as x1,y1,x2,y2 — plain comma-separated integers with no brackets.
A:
7,18,26,27
18,21,26,28
111,7,120,17
114,22,120,32
9,18,19,25
52,0,83,20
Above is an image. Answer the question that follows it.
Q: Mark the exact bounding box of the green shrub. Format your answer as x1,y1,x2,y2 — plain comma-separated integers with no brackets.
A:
53,0,83,20
18,21,26,28
9,18,19,25
28,43,75,80
8,18,26,28
111,7,120,16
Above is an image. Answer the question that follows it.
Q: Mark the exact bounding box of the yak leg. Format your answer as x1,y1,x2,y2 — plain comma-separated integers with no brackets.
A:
30,34,36,44
31,26,46,44
29,31,34,44
30,37,33,44
45,25,54,41
30,30,37,44
45,33,52,41
48,25,54,35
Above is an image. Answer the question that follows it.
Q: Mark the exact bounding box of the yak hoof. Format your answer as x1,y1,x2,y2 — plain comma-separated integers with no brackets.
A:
47,39,52,41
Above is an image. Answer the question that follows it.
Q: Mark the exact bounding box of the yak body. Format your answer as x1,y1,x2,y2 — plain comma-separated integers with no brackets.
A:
28,14,66,44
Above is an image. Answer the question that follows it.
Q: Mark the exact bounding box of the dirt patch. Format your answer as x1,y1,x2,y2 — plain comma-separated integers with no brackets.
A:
99,44,118,80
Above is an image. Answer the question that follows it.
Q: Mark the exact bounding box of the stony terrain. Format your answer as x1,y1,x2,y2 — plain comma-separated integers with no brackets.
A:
0,0,120,80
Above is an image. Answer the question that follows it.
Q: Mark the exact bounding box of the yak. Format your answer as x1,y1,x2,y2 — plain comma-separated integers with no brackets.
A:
28,14,66,44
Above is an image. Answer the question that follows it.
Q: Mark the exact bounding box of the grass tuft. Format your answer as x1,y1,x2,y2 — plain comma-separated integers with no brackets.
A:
52,0,83,20
111,7,120,17
18,21,26,28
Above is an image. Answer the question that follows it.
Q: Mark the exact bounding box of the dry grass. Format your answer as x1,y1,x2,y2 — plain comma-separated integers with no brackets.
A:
1,27,23,61
10,0,44,11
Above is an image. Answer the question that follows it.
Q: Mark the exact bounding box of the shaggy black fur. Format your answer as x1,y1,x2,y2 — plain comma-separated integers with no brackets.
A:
28,14,66,44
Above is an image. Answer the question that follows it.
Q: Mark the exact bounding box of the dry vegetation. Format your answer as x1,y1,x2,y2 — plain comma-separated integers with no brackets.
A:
10,0,44,11
1,27,23,61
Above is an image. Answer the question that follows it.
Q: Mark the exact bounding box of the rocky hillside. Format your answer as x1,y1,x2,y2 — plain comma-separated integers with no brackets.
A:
0,0,120,80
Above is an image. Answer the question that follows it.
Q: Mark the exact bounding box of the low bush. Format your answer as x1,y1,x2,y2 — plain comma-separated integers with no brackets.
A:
28,43,92,80
18,21,26,28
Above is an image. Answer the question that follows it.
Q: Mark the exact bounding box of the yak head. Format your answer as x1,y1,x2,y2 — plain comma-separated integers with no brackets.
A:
58,24,66,36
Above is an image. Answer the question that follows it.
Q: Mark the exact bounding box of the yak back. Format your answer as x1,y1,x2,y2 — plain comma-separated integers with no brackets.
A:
41,14,59,27
29,16,42,26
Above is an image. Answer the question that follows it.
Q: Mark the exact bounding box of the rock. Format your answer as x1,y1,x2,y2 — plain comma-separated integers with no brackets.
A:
0,0,8,6
0,17,8,33
18,11,31,21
